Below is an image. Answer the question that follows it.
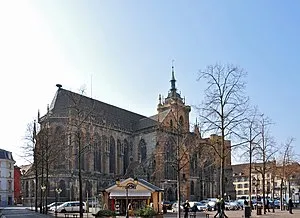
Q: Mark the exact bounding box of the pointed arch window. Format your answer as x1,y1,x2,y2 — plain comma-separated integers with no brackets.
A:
109,136,116,174
117,140,122,157
123,139,129,175
179,116,184,131
59,180,67,197
190,153,198,176
94,134,101,172
53,126,65,169
164,139,176,180
191,181,195,195
138,139,147,163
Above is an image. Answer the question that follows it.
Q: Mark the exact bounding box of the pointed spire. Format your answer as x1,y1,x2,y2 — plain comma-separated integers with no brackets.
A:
194,118,201,137
33,119,37,141
38,110,40,122
170,60,177,93
158,94,162,105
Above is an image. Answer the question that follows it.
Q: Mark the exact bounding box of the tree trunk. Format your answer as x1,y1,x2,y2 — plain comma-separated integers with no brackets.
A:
79,133,84,218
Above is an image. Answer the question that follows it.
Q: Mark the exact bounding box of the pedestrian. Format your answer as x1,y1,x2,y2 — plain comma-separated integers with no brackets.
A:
266,198,270,212
220,198,228,218
191,203,198,216
288,198,293,214
183,200,190,218
214,196,221,218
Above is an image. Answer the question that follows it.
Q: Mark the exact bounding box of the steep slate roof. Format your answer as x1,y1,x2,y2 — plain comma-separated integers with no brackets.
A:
134,117,158,131
47,88,157,132
149,109,171,123
138,178,163,191
232,163,249,176
0,149,14,161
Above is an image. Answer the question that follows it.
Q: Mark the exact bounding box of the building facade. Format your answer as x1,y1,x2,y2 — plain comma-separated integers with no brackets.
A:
22,68,234,206
232,162,300,202
14,166,22,204
0,149,15,206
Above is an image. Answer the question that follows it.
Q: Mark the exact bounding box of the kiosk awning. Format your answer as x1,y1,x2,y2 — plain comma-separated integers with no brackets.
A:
110,190,151,198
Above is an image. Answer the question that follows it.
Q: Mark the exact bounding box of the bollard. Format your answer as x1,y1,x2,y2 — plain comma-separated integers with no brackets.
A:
244,206,251,218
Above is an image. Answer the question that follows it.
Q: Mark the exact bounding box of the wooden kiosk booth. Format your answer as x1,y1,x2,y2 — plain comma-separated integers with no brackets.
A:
103,178,163,215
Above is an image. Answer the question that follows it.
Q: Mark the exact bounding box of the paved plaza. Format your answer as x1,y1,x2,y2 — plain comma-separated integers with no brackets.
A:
163,209,300,218
1,207,299,218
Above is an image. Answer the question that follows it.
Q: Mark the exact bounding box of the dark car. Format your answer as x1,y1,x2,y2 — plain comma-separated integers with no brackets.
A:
162,201,173,210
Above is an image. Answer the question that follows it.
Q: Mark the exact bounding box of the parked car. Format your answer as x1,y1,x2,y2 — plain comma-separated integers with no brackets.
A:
196,202,208,211
273,200,280,209
227,201,240,210
162,201,173,210
188,201,199,211
207,200,217,211
171,202,183,213
54,201,86,213
47,202,64,211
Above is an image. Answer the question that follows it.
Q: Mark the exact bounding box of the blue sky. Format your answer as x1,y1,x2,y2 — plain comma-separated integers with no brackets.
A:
0,0,299,165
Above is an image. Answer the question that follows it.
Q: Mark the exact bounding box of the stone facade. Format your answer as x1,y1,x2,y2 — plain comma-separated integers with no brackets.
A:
0,149,15,206
22,68,234,206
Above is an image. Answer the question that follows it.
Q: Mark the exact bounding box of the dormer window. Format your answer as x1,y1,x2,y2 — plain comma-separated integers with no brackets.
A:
170,119,173,129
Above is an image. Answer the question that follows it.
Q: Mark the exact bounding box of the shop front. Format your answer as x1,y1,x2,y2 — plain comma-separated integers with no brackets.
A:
103,178,163,215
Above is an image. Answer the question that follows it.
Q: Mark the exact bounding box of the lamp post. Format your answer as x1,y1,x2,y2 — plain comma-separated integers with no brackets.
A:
55,188,62,217
116,178,138,218
41,185,46,214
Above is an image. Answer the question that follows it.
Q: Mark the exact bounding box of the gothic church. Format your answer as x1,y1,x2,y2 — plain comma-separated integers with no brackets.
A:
22,67,235,205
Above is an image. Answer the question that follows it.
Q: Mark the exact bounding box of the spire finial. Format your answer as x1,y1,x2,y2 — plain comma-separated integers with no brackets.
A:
172,59,175,80
170,60,176,93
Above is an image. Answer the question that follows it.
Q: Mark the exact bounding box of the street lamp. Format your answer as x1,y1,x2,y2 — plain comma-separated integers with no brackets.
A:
55,188,62,217
116,178,138,218
41,185,46,213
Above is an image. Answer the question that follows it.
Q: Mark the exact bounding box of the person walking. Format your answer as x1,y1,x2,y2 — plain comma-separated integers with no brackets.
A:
183,200,190,218
191,203,198,217
214,197,221,218
288,198,293,214
266,198,270,212
220,198,228,218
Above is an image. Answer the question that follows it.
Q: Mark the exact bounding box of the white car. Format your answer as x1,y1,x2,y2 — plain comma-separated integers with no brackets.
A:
196,202,208,211
54,201,86,213
47,202,64,211
171,202,183,212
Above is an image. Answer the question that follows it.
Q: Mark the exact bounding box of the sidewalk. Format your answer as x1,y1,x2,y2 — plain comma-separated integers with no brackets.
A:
163,209,300,218
203,209,300,218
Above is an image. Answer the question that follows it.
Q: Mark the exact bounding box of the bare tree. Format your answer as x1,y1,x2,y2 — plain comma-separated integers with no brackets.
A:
155,104,191,218
252,114,278,214
238,106,261,202
66,89,95,218
277,138,296,209
196,63,249,197
22,120,39,212
37,106,67,214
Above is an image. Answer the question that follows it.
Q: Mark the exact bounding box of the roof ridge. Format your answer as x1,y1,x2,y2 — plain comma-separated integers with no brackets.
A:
59,88,148,119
